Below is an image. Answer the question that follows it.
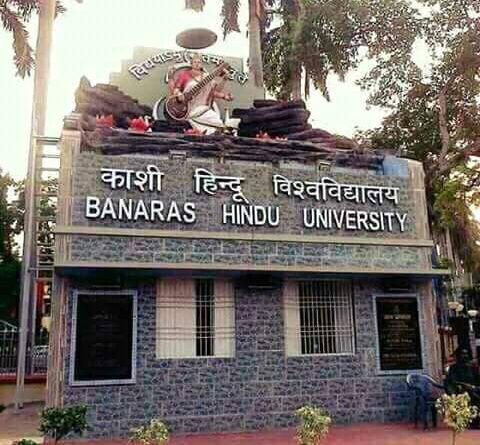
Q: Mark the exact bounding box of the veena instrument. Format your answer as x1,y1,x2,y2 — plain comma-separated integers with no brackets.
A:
165,62,230,121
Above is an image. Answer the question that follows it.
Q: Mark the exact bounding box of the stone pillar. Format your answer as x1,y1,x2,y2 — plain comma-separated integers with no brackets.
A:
418,280,442,378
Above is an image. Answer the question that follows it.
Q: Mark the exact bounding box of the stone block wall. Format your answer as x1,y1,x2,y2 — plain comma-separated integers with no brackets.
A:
68,235,430,271
68,153,417,239
62,278,428,438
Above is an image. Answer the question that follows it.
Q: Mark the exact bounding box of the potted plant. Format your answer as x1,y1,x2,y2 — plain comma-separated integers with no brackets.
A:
39,405,88,444
129,419,170,445
436,393,479,445
296,405,332,445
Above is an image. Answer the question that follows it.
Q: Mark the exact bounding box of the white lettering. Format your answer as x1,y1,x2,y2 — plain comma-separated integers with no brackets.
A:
223,205,280,227
356,211,369,231
396,213,407,232
345,210,357,230
332,210,345,229
317,209,330,229
268,207,280,227
222,204,236,225
134,200,150,221
100,198,117,220
85,196,101,218
183,203,196,224
369,212,381,231
302,208,408,233
166,202,182,222
150,200,164,221
118,199,133,220
303,208,315,229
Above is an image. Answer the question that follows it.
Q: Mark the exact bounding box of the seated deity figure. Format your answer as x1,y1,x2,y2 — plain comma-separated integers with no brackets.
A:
169,53,234,134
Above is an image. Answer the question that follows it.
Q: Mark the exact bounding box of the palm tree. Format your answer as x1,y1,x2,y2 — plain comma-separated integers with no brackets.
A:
0,0,38,77
185,0,266,87
0,0,68,78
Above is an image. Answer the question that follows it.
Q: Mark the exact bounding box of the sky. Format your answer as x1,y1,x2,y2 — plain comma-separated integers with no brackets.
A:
0,0,387,181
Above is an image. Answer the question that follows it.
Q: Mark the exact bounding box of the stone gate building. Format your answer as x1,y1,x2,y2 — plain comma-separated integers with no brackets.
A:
46,114,446,438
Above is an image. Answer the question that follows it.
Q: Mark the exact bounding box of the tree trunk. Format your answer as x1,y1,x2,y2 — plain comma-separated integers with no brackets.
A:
289,0,303,100
248,0,264,88
437,88,451,173
291,68,302,100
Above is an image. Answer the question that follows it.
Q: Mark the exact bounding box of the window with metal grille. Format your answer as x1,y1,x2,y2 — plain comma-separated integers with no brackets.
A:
156,278,235,359
284,280,355,356
196,279,215,357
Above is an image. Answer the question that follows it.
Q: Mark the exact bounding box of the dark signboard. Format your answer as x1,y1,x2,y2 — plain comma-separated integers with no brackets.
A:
73,293,135,383
376,297,422,371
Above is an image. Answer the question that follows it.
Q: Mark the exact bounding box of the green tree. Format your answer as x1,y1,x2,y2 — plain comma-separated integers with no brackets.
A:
0,0,38,77
361,1,480,273
0,259,21,323
185,0,268,87
436,393,479,445
0,0,68,77
40,406,88,444
0,174,56,323
0,169,22,322
263,0,422,100
0,170,22,261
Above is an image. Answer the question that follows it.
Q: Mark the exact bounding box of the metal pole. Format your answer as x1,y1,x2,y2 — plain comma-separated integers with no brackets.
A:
15,0,56,410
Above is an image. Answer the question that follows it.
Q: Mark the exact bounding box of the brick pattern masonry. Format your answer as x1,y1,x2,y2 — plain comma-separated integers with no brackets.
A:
63,279,421,438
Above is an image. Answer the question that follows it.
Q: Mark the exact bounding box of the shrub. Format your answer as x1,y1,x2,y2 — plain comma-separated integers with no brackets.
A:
436,393,479,445
13,440,39,445
39,405,88,444
296,405,332,445
0,404,5,413
129,419,170,445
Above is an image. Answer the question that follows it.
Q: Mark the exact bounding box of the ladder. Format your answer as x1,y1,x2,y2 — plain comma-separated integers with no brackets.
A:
28,135,60,374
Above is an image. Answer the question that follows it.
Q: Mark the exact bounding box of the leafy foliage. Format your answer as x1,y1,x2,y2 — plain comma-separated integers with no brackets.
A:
0,169,22,322
263,0,421,100
0,169,55,323
14,440,39,445
436,393,479,445
296,405,331,445
1,1,66,77
39,406,88,443
0,170,22,261
0,0,37,77
221,0,241,38
129,419,170,445
187,0,268,86
359,1,480,273
0,259,21,323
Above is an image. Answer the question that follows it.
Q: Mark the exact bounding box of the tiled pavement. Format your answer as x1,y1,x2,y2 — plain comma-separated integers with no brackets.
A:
0,403,43,445
61,424,480,445
2,405,480,445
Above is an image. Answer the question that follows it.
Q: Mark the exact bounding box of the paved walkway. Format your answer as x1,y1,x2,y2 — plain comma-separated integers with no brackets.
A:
0,403,43,445
2,406,480,445
60,424,480,445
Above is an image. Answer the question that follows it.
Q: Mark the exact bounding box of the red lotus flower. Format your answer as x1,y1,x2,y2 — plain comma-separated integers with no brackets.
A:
255,131,271,140
129,117,151,133
96,114,115,127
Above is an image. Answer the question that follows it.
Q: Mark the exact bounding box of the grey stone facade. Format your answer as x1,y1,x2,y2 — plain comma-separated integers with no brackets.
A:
69,153,416,239
63,278,421,438
57,152,432,272
69,235,430,270
50,135,441,439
